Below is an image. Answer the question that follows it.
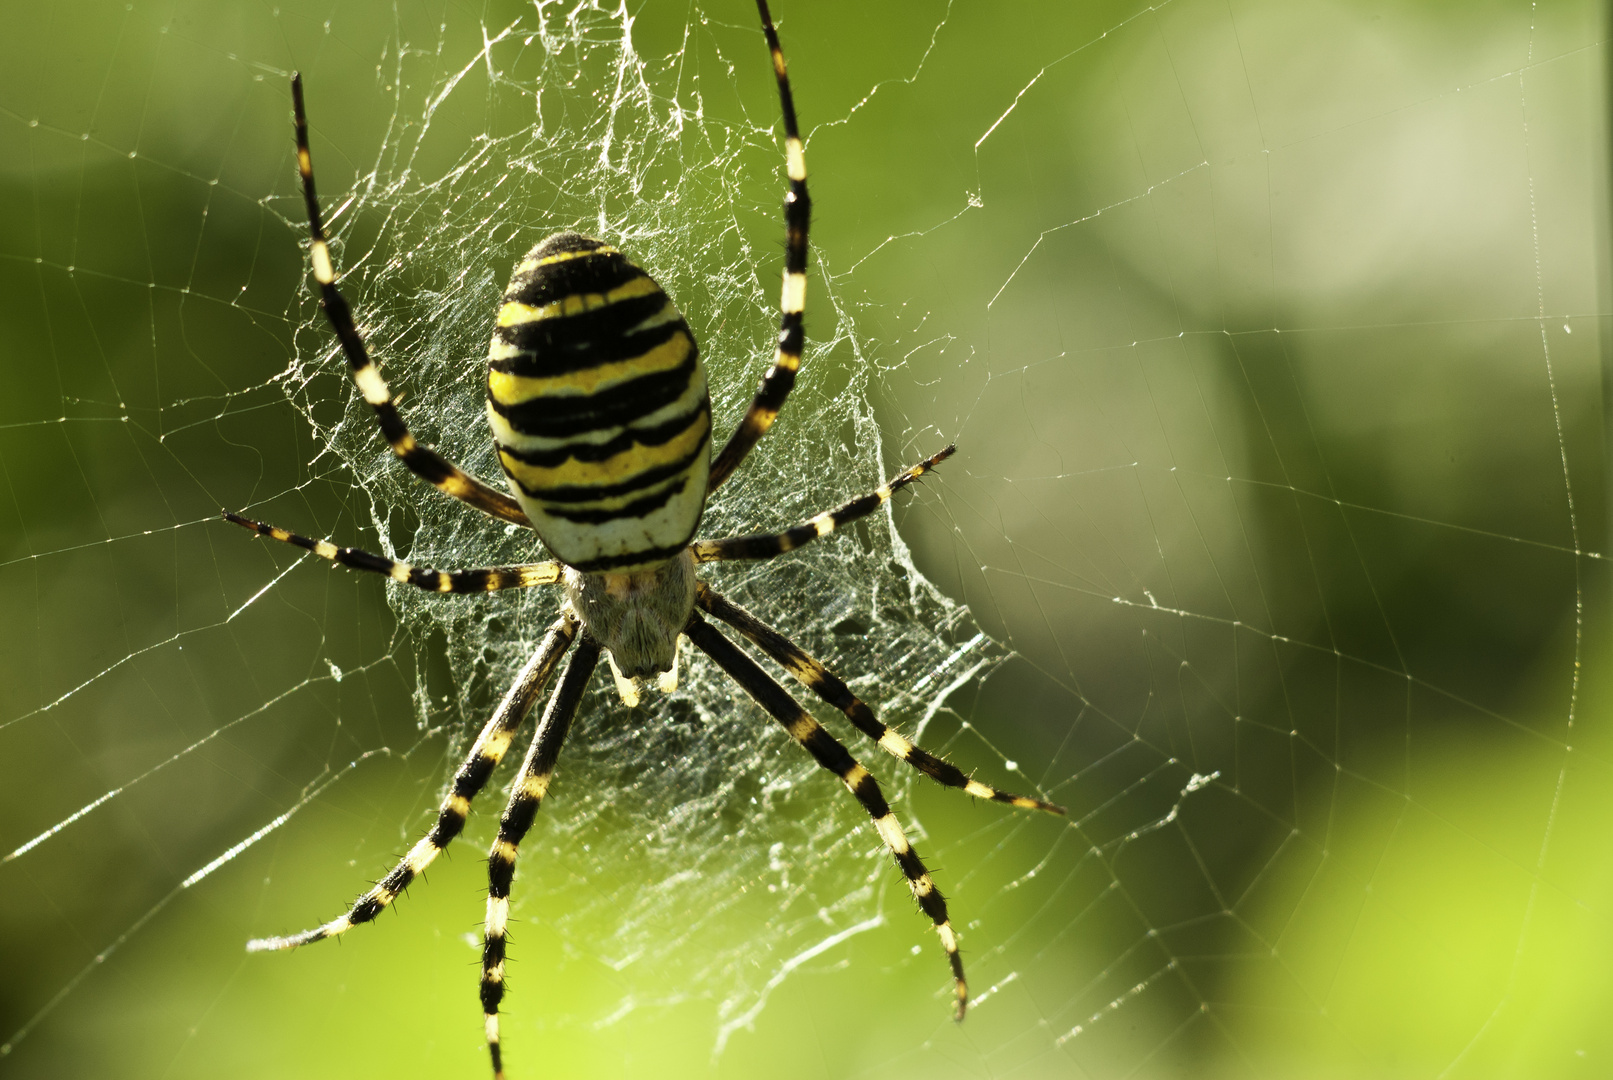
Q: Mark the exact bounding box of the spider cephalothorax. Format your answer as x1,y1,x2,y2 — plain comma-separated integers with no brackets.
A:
230,4,1066,1078
565,551,697,687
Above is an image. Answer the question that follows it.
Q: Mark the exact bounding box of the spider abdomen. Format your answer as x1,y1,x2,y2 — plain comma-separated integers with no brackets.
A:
487,232,711,572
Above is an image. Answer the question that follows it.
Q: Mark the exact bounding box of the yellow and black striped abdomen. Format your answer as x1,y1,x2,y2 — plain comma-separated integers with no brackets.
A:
487,233,711,573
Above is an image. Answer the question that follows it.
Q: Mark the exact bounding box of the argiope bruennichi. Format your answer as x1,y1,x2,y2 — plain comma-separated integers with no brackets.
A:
233,3,1065,1075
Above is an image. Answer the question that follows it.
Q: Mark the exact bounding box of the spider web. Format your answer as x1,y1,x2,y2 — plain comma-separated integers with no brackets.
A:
2,0,1610,1077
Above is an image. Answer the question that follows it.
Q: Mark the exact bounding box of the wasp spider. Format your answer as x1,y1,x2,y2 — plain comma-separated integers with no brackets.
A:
235,3,1065,1074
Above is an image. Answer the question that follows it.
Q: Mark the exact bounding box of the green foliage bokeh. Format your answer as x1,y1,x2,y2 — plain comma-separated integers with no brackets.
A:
2,1,1610,1078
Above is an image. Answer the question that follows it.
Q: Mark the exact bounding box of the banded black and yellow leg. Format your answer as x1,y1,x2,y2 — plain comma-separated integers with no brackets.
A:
481,636,600,1080
290,74,531,527
224,510,561,593
693,446,956,563
695,583,1066,816
246,615,578,953
684,613,969,1019
707,0,813,491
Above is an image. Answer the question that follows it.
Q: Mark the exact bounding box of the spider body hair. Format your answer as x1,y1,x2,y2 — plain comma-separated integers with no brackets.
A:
565,549,696,684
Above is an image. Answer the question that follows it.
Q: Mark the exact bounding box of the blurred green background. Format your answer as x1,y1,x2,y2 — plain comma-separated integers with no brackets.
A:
2,0,1611,1077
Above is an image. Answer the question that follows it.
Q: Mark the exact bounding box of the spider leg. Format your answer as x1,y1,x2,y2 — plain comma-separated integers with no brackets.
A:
693,446,954,563
223,510,561,593
684,612,970,1020
707,0,812,492
481,637,601,1080
695,583,1066,815
290,74,531,528
246,614,578,953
